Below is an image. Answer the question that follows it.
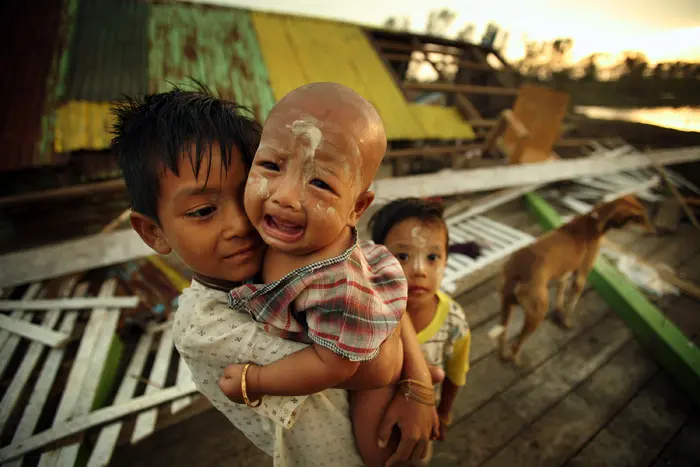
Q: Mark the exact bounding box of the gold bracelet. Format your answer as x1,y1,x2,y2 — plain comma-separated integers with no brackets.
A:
397,379,435,406
241,363,262,408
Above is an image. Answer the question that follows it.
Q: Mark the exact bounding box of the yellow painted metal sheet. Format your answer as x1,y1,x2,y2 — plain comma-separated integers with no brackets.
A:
252,12,473,141
408,104,476,140
54,101,114,153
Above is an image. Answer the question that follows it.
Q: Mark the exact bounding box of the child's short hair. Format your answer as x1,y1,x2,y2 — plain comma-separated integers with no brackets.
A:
111,86,262,222
369,197,448,248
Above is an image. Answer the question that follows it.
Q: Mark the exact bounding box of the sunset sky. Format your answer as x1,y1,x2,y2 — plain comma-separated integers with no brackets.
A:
191,0,700,64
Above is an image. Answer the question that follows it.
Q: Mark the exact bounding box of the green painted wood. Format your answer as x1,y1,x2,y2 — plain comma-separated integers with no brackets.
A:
148,3,276,123
525,192,700,409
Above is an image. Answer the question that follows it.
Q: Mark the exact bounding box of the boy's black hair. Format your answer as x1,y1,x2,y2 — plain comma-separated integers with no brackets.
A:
111,84,262,223
368,197,448,248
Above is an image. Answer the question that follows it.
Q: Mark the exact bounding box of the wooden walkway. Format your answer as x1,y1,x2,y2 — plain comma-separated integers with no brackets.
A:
109,201,700,467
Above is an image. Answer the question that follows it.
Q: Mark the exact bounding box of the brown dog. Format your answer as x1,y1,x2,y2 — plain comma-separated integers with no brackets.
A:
499,195,654,366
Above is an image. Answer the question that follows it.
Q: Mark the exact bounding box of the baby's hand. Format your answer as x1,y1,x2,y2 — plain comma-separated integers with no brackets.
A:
219,363,261,404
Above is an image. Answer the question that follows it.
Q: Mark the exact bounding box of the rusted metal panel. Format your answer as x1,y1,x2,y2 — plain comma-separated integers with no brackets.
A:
0,1,67,172
64,0,149,101
149,3,276,123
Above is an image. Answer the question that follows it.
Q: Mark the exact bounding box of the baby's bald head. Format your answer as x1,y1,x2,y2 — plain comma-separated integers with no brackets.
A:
266,82,387,191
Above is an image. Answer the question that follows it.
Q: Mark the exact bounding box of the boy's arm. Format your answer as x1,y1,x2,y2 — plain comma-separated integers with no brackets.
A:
222,344,360,401
437,328,471,439
437,380,460,421
338,313,432,391
397,313,432,384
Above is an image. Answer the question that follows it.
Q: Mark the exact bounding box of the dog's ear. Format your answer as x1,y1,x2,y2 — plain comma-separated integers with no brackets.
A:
596,197,653,233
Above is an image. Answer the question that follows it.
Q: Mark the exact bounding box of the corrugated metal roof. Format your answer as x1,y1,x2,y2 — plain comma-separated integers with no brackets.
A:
252,11,474,141
149,3,276,123
0,0,67,172
52,2,474,156
64,0,149,101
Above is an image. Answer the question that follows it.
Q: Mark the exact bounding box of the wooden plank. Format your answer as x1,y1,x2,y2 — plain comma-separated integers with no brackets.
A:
526,192,700,409
0,179,125,209
450,290,612,420
470,341,658,467
650,414,700,467
385,143,481,159
0,284,43,378
403,81,519,96
447,185,542,223
372,147,700,201
0,280,76,435
0,229,153,288
567,373,690,467
5,283,88,467
374,39,464,56
131,327,175,443
436,330,653,467
40,279,119,466
87,331,155,467
382,52,495,71
0,314,70,348
0,384,197,463
0,296,140,311
655,163,700,232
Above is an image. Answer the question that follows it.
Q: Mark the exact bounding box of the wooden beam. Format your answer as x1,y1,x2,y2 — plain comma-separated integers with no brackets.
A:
467,119,497,128
0,383,197,462
385,143,482,159
472,47,520,89
654,164,700,232
0,314,70,348
382,53,494,72
374,39,464,56
554,138,597,148
403,82,519,96
367,34,411,100
444,184,544,220
371,147,700,201
0,296,140,311
455,94,483,121
526,193,700,409
0,179,125,209
0,229,153,289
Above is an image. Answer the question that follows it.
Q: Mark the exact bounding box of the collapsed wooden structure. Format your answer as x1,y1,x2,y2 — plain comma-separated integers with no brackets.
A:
1,1,700,466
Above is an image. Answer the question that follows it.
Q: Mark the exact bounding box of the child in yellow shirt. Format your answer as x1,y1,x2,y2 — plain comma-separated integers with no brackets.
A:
369,197,471,442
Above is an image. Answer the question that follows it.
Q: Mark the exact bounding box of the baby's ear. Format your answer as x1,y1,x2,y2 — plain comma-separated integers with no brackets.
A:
130,212,172,255
347,190,375,227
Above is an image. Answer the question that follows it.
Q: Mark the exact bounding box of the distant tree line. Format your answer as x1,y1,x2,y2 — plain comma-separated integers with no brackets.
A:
382,9,700,107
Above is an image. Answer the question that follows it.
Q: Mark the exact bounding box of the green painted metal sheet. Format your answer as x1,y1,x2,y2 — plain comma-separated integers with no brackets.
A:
148,3,276,123
64,0,149,101
526,192,700,408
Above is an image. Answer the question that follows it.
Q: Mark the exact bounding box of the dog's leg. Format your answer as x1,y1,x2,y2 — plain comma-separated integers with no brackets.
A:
554,273,573,329
560,250,597,328
499,295,516,361
510,287,547,367
560,272,585,328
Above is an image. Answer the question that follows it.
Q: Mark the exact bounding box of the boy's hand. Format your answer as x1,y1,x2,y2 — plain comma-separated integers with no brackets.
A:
436,410,451,441
219,363,262,404
219,364,246,403
377,394,434,465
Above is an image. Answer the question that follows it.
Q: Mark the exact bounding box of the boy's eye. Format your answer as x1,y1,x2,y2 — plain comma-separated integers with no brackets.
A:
309,179,332,192
186,206,216,218
428,253,440,261
260,161,279,171
396,253,409,261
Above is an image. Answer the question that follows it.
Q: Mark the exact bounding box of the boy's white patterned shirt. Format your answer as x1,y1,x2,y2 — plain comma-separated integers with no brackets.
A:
172,279,364,466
